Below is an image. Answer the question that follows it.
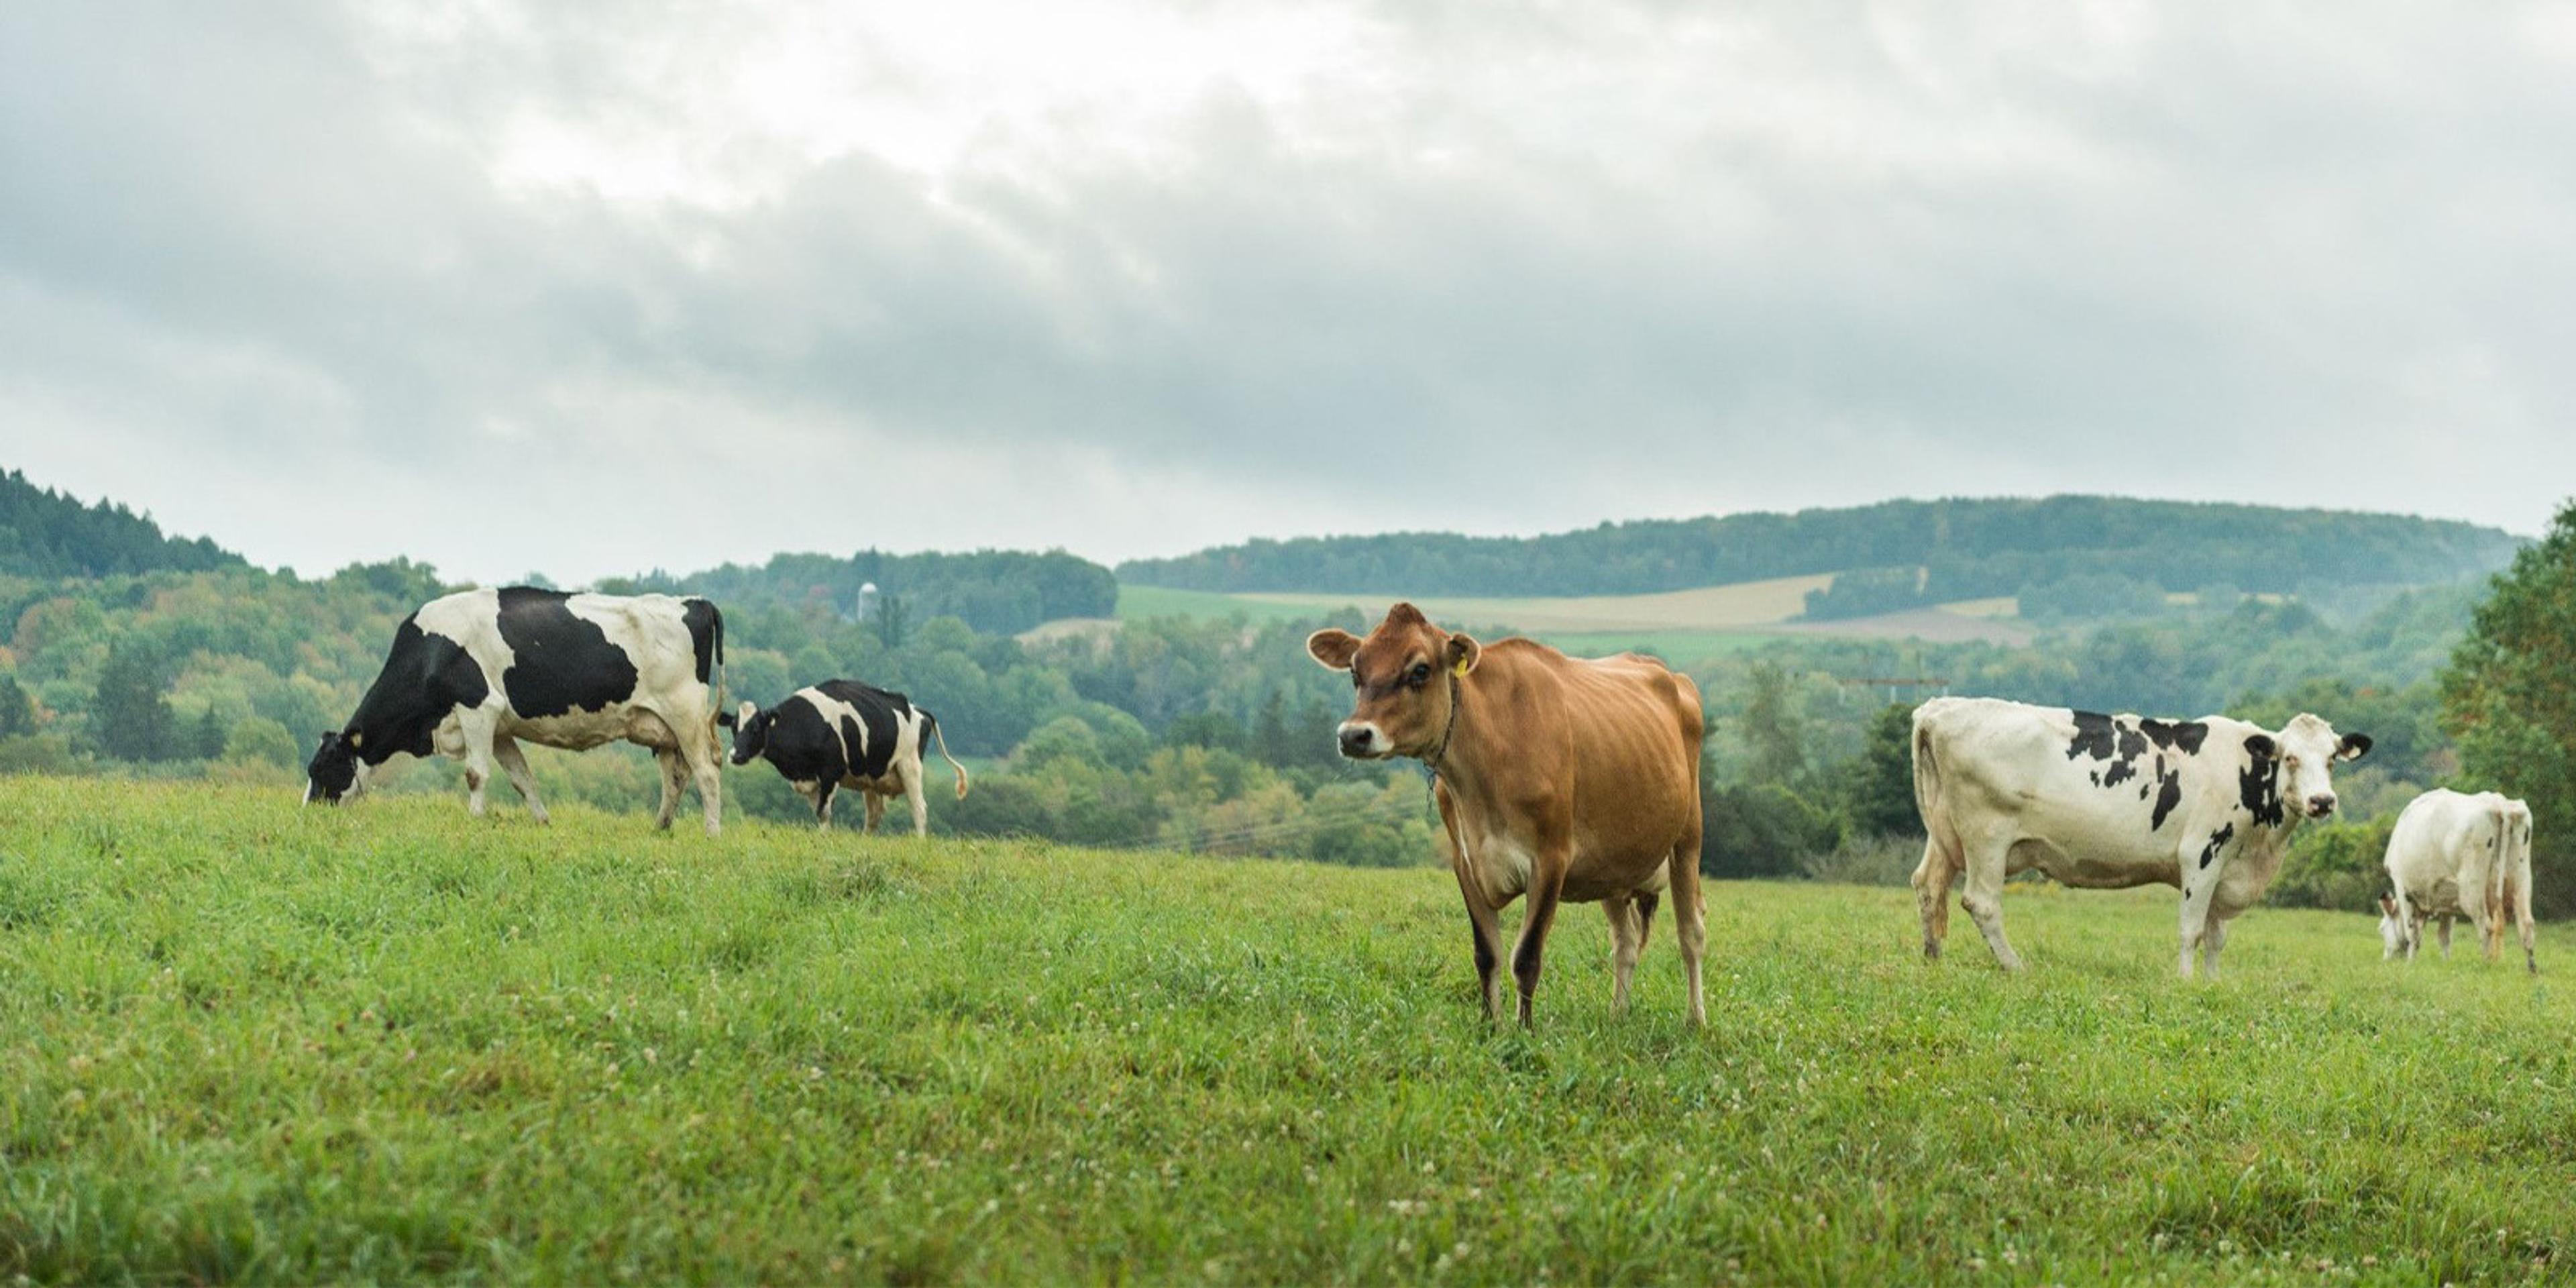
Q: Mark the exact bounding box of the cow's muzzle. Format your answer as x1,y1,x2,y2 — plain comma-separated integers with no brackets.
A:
2306,795,2337,819
1336,721,1387,759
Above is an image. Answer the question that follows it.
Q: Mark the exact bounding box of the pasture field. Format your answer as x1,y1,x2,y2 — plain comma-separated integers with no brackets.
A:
4,778,2575,1284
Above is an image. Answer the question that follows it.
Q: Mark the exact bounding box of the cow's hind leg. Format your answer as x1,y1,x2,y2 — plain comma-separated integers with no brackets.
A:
682,722,724,839
863,792,887,835
1605,896,1643,1014
2510,865,2538,973
2436,913,2455,959
1912,834,1960,961
904,770,930,838
2201,916,2231,980
1958,834,2025,973
652,747,686,830
492,736,550,824
1668,820,1707,1028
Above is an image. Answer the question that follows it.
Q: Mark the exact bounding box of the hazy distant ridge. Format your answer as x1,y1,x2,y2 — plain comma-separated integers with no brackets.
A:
1116,496,2523,600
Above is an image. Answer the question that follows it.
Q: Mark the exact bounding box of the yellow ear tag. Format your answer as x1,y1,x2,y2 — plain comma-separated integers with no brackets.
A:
1452,657,1471,678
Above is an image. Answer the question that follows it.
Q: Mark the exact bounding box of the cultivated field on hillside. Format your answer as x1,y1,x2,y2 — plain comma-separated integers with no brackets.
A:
1114,579,2031,661
3,780,2570,1284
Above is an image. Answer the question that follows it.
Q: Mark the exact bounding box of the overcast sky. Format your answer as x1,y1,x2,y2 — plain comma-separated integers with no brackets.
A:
3,1,2572,584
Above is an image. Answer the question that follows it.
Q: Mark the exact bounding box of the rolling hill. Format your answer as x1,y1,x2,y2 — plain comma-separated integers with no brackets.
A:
1116,495,2522,603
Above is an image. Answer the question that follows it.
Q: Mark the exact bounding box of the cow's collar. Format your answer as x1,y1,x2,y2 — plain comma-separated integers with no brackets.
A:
1424,669,1463,773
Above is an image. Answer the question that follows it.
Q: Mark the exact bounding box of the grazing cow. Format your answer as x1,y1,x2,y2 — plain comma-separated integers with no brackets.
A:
724,682,969,835
1307,603,1707,1027
2379,789,2536,973
307,587,728,835
1911,696,2370,977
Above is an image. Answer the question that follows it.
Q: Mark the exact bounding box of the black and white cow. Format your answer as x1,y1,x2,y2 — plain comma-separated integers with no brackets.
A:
724,681,968,836
1910,696,2370,977
306,587,729,835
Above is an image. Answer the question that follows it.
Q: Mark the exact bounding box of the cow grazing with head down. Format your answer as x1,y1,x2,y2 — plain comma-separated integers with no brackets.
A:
724,681,968,835
1307,603,1707,1027
1911,696,2369,977
2379,788,2536,973
307,587,728,835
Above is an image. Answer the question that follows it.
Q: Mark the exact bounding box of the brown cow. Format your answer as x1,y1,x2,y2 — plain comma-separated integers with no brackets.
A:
1307,604,1707,1027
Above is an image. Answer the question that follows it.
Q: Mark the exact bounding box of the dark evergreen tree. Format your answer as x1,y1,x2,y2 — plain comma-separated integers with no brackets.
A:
0,672,34,737
93,639,176,761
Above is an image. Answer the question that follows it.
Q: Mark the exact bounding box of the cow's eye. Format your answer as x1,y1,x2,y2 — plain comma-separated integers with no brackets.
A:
1408,663,1432,687
2284,757,2302,770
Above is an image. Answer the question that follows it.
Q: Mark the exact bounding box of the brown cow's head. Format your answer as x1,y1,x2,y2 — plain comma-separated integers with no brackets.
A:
1305,602,1480,761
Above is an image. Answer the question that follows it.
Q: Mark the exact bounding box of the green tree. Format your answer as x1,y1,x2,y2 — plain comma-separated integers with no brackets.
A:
224,716,303,768
92,638,176,761
871,592,912,651
0,672,34,737
2440,498,2576,916
1741,663,1806,787
1837,702,1923,839
192,707,227,760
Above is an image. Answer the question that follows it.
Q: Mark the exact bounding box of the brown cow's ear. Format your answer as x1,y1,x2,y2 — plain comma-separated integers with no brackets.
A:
1307,629,1362,672
2337,732,2373,762
1446,633,1481,677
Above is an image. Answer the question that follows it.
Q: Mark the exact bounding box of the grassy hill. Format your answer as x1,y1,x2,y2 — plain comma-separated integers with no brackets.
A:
1117,496,2523,605
5,779,2570,1283
1114,577,2031,665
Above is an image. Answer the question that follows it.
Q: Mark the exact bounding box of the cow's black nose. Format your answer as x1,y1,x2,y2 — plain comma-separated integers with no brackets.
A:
2308,795,2337,817
1338,727,1372,757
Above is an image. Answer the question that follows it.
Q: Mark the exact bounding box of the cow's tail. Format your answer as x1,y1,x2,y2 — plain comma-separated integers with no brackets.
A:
712,604,728,720
1910,706,1964,959
924,711,969,800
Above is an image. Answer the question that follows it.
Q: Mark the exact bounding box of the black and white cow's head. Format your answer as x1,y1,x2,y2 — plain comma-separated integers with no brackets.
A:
724,700,774,766
305,729,362,805
2245,712,2371,822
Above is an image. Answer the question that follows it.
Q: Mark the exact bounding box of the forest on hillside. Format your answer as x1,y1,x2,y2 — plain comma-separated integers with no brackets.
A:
612,548,1117,638
1118,495,2522,603
0,469,241,580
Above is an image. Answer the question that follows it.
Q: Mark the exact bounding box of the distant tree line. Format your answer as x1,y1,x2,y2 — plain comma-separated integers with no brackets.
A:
617,548,1116,638
1120,496,2522,602
0,469,242,580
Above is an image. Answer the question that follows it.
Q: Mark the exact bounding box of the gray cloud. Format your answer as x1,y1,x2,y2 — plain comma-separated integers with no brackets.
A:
3,1,2571,584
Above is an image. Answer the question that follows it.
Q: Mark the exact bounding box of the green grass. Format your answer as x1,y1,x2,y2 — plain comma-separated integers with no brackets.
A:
4,777,2573,1284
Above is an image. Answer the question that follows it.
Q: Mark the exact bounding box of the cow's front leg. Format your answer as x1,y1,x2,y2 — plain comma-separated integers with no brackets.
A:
1439,788,1506,1022
2201,916,2231,979
863,792,888,835
457,710,500,818
2176,837,2229,979
1511,849,1570,1028
492,736,550,824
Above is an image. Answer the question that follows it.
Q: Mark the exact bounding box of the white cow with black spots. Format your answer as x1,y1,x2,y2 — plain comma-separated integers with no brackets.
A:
1911,696,2371,977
